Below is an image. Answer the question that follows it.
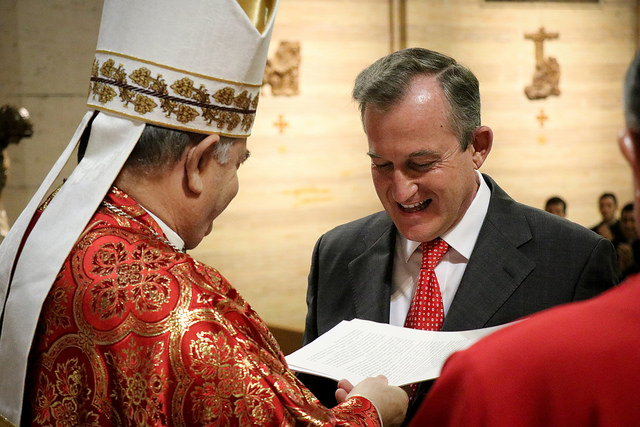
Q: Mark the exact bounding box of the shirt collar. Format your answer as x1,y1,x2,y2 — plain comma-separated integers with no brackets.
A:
398,170,490,262
143,206,186,252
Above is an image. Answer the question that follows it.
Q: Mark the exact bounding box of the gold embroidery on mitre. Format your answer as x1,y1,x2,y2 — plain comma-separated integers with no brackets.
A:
89,57,259,132
133,94,158,115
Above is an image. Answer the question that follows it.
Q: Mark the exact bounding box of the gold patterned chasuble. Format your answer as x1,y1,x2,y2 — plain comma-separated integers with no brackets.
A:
21,187,380,426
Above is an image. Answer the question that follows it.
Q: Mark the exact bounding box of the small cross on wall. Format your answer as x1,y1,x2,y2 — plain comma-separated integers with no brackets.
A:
536,109,548,127
274,114,289,134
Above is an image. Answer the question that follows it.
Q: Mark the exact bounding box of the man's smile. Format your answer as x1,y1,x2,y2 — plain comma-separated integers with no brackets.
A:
399,198,431,213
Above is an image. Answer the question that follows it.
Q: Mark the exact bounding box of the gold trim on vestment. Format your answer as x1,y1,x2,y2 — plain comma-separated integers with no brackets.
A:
87,53,261,135
95,50,263,87
88,106,254,138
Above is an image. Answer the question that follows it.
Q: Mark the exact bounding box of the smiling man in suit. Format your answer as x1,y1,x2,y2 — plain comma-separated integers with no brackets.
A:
300,47,618,414
407,47,640,427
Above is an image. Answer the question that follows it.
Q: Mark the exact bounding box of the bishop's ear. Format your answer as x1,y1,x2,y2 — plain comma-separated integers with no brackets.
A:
185,134,219,195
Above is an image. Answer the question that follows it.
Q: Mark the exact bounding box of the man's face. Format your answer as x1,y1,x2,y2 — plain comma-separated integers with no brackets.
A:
546,203,566,217
364,75,481,243
599,196,617,222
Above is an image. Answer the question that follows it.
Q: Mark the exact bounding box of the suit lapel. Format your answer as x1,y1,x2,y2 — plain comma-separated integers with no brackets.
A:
348,214,396,323
443,176,535,330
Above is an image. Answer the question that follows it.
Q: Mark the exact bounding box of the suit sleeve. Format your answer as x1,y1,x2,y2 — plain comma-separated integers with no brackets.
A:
303,235,323,346
573,237,618,301
298,234,341,408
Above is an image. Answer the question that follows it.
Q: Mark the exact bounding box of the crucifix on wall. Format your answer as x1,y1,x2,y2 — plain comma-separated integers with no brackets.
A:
524,27,561,100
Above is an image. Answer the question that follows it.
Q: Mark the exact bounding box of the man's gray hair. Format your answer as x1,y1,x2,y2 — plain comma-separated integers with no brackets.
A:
625,49,640,132
123,125,235,174
352,47,481,149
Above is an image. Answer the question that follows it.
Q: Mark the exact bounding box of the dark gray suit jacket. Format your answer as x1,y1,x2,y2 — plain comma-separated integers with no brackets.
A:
300,174,618,407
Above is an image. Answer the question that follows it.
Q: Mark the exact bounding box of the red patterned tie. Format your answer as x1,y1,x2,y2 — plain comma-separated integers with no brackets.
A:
405,238,449,400
404,238,449,331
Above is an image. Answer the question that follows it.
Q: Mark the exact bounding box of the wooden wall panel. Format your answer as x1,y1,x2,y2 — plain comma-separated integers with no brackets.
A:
407,0,636,225
1,0,102,222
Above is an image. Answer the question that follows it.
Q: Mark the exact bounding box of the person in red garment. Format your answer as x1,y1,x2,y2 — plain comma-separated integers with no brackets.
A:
0,1,407,426
408,49,640,427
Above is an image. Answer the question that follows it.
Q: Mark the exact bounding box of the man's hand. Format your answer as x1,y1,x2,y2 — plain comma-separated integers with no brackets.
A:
335,378,355,403
336,376,408,427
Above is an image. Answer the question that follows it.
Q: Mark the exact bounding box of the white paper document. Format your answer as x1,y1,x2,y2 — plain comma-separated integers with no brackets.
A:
286,319,510,386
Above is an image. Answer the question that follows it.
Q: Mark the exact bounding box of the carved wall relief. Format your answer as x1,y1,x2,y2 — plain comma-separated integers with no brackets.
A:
524,27,561,100
263,41,301,96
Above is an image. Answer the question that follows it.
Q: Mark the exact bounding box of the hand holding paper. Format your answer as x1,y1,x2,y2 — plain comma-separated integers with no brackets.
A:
286,318,511,386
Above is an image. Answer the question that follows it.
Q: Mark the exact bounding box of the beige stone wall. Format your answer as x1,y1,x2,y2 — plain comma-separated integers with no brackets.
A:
1,0,102,220
1,0,638,334
406,0,637,225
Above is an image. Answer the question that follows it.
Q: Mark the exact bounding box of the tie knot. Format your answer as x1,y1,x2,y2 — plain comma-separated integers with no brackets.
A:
420,238,449,269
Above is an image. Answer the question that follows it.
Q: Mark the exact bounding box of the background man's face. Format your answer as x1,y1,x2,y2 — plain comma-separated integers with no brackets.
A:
599,196,617,222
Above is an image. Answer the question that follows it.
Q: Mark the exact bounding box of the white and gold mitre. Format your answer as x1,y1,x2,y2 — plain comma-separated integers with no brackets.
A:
88,0,277,137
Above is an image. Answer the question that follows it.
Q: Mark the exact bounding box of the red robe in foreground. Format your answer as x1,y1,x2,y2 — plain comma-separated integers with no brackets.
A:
409,275,640,427
22,187,380,426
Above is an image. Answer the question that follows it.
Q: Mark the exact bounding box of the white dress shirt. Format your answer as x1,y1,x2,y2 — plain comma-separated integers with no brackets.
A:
389,171,491,327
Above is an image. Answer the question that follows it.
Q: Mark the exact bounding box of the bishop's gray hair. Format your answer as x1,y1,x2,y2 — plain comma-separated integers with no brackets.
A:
78,114,236,174
122,124,235,174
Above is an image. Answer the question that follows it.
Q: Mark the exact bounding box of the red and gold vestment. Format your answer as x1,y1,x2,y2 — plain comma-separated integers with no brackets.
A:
22,187,380,426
